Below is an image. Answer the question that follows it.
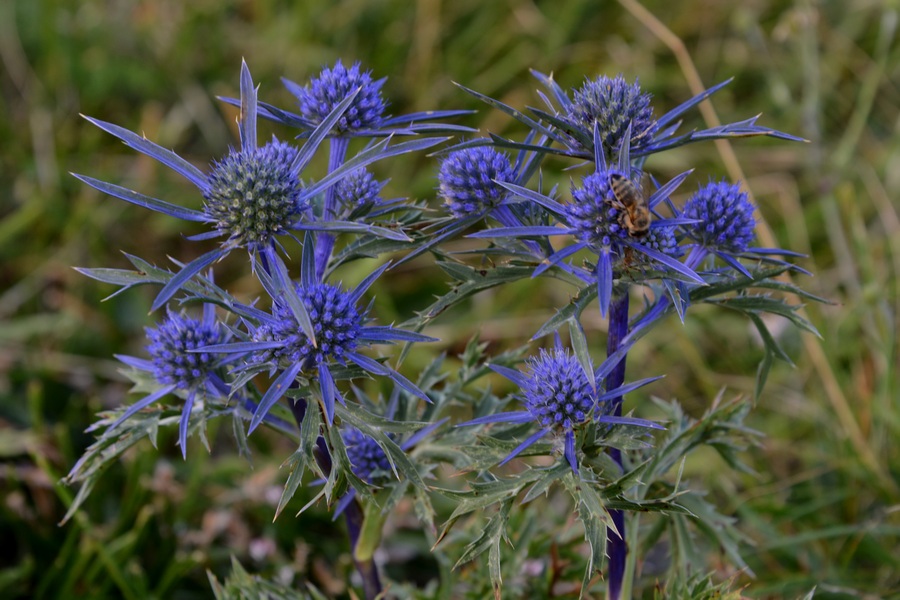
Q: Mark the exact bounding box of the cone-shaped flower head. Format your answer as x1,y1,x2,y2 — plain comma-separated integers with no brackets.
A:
567,75,657,155
439,147,517,218
109,306,230,459
203,140,306,250
682,180,756,253
295,60,387,134
147,310,222,389
252,282,362,370
342,428,392,482
335,168,384,210
567,170,631,250
458,344,663,474
523,348,595,430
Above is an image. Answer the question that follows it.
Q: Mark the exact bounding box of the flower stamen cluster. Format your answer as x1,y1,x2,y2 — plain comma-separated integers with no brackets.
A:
523,349,594,431
203,140,305,250
294,60,387,133
147,311,221,389
439,147,516,217
253,283,362,369
683,180,756,253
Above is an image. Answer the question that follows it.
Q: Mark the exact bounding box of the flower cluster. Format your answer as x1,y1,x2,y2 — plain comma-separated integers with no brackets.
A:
251,282,363,369
71,56,809,600
334,168,385,210
460,345,662,474
146,310,221,390
110,307,228,458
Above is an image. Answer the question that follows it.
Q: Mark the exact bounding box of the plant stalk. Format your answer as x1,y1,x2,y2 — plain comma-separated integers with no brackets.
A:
605,292,630,600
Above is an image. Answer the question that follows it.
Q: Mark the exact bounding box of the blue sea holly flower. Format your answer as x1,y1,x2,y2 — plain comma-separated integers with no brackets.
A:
439,146,517,218
201,253,436,429
466,70,805,164
680,180,805,277
469,134,703,317
74,60,428,312
327,416,447,518
334,168,385,213
683,180,756,254
292,60,387,135
343,428,393,482
395,141,554,267
227,60,462,280
566,75,657,156
202,139,306,250
110,305,229,459
221,60,473,140
458,346,663,475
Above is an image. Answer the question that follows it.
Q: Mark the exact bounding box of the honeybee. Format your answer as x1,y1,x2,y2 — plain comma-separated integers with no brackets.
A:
608,173,651,238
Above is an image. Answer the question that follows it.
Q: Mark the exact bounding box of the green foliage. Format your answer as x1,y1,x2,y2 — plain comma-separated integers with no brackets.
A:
209,557,326,600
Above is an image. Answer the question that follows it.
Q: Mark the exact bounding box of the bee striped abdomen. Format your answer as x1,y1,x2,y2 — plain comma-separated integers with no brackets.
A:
608,173,651,238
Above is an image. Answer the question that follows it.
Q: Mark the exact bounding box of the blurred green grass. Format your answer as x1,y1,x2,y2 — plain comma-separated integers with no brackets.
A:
1,0,897,598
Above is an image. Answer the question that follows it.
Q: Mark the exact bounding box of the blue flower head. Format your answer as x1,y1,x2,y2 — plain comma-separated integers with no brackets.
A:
335,168,384,211
439,147,517,218
567,170,632,250
458,345,663,475
342,428,392,483
567,75,657,156
294,60,387,134
252,281,362,369
467,154,702,317
146,310,221,390
74,61,359,313
203,140,307,251
682,180,756,253
523,348,594,430
110,306,230,459
206,250,436,430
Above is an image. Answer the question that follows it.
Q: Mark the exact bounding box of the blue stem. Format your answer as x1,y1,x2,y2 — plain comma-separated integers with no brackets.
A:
314,136,351,281
286,398,382,600
259,242,383,599
606,293,630,600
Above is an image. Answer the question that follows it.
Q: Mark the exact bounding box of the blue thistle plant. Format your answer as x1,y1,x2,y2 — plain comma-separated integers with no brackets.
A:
331,415,446,518
201,242,435,429
220,59,474,140
334,168,386,213
439,146,517,218
684,180,756,254
395,142,554,266
458,343,663,474
75,60,444,312
202,139,307,250
679,179,803,277
458,71,805,166
108,305,228,458
469,129,703,317
343,428,393,482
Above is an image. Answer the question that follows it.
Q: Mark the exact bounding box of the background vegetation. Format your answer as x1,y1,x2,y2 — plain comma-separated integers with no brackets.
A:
1,0,897,598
